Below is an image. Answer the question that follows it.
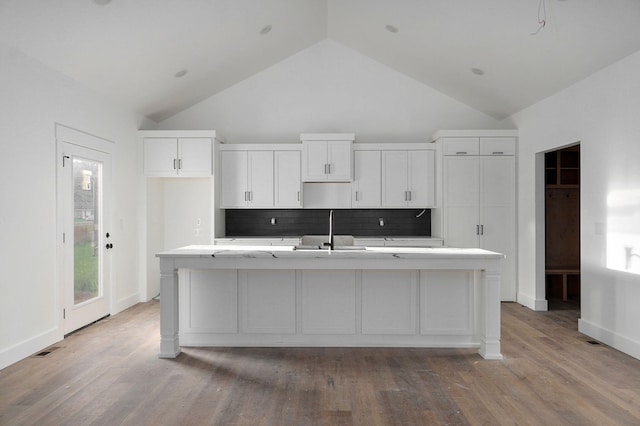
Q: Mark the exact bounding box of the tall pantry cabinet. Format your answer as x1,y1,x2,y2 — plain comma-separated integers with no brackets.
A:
435,131,517,301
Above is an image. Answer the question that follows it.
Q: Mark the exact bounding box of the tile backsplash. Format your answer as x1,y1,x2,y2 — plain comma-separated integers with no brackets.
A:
225,209,430,237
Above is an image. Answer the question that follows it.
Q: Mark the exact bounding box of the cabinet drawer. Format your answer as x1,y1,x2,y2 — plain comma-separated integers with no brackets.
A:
443,138,479,156
480,137,516,156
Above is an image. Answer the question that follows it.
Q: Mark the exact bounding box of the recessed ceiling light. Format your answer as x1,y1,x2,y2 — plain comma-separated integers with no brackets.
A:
93,0,112,5
385,24,399,34
260,25,272,35
471,67,485,76
174,69,188,78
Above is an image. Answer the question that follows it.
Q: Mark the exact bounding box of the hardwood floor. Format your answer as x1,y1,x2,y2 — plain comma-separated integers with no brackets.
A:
2,300,640,425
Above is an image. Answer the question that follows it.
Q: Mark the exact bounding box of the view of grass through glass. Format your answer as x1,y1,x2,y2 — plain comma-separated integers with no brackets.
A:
73,157,101,304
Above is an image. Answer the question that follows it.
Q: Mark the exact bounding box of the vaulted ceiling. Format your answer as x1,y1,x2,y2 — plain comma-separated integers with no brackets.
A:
2,0,640,122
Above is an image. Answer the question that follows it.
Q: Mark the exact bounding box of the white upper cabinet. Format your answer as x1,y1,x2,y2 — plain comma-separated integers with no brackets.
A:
221,150,274,208
352,150,381,207
274,150,301,208
143,137,212,177
381,150,435,207
301,134,354,182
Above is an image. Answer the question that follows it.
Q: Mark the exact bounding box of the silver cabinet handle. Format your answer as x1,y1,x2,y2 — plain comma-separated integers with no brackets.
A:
480,224,484,235
173,159,177,169
492,151,504,155
178,158,182,169
456,151,467,155
476,225,480,235
297,191,300,201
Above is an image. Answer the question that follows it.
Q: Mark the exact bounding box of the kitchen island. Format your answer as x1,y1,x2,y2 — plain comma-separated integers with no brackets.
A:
157,245,504,360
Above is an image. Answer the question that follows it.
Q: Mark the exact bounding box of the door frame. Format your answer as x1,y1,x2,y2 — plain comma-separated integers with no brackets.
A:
55,124,115,334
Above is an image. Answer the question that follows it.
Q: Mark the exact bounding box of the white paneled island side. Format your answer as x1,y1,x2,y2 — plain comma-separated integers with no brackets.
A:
157,246,504,360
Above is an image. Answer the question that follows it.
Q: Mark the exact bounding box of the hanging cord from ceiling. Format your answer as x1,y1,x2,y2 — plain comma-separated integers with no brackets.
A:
531,0,547,35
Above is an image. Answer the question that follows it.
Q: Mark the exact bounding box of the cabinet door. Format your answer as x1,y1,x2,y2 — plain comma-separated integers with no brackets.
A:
247,151,274,207
407,150,435,207
443,156,480,248
302,140,329,181
327,140,352,181
381,151,408,206
220,151,248,207
352,150,381,207
143,137,178,176
178,138,212,176
275,151,301,207
480,156,516,300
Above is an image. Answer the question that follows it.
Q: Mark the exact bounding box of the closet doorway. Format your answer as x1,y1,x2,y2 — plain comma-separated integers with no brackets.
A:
545,145,580,309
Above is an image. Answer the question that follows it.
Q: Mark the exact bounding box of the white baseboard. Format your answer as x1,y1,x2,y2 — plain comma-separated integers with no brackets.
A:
112,292,141,315
578,319,640,361
0,327,62,370
517,291,548,311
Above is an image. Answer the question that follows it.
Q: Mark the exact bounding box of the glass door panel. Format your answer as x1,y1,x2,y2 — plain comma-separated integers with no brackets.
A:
73,157,102,305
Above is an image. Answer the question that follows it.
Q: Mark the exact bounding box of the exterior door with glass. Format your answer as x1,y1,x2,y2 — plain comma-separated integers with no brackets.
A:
58,141,112,334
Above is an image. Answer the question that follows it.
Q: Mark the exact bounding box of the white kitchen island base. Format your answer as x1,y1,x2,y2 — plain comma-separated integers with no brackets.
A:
157,246,504,360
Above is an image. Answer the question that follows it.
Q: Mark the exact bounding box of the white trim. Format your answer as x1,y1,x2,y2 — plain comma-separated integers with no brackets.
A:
300,133,355,141
579,319,640,360
0,327,61,370
517,291,548,311
55,123,114,153
431,129,519,141
138,130,222,142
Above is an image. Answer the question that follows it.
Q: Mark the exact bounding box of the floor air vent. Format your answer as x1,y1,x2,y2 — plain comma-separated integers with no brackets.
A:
32,346,61,357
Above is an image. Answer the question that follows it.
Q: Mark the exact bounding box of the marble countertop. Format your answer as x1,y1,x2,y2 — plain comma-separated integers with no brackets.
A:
157,245,504,260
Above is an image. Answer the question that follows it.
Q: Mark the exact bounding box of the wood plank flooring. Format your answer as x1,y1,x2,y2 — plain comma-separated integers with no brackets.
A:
2,300,640,425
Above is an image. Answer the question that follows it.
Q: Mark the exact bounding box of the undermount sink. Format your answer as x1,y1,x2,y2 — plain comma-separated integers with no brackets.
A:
296,234,364,251
293,244,367,251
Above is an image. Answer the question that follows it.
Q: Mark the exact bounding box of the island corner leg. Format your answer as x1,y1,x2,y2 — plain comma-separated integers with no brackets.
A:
158,259,180,358
478,268,503,360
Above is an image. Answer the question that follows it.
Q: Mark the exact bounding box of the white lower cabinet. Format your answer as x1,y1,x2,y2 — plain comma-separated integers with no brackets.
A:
179,268,477,345
240,270,296,334
180,269,238,333
420,270,473,335
361,270,417,334
301,270,357,334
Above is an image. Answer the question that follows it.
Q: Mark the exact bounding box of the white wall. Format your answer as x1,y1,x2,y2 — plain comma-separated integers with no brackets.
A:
0,43,144,369
512,50,640,359
157,39,509,142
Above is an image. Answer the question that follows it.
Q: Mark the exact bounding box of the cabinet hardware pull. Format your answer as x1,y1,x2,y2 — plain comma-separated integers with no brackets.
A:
297,191,300,201
173,159,177,169
178,158,182,169
355,191,360,201
244,191,248,201
476,225,480,235
480,224,484,235
492,151,504,155
456,151,467,155
249,191,253,201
